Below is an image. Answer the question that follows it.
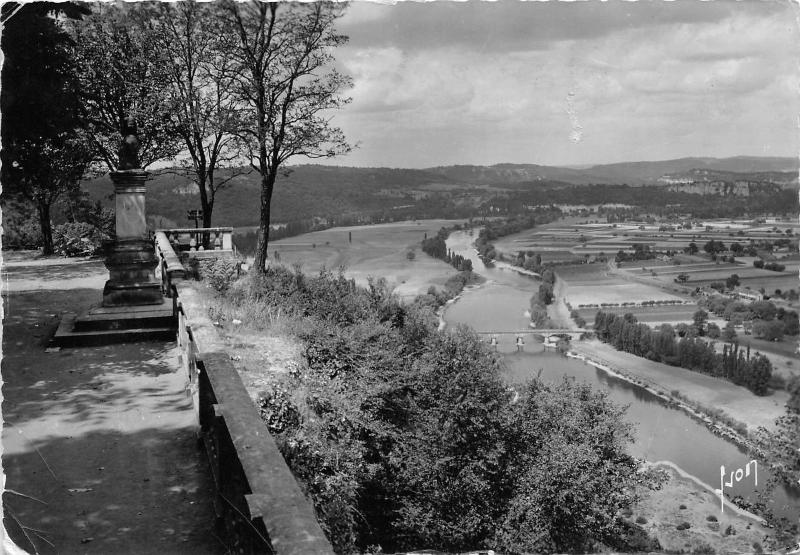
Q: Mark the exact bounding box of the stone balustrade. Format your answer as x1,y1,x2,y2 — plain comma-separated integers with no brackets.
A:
154,231,186,297
172,282,333,555
158,227,234,255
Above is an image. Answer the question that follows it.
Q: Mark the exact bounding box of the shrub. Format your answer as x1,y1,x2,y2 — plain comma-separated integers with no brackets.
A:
2,212,43,249
52,221,110,257
635,516,647,524
706,515,717,522
257,384,300,434
724,524,736,536
676,522,691,530
225,267,663,554
679,504,687,509
197,258,241,293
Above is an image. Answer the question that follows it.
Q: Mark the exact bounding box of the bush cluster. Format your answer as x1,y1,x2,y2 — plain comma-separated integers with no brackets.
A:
52,221,110,257
2,201,43,249
191,257,241,293
529,269,557,327
222,266,663,554
421,227,473,271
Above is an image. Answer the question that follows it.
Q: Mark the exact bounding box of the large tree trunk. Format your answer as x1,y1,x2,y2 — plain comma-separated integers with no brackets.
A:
253,171,276,274
200,204,214,250
37,201,54,255
202,200,213,229
197,169,210,225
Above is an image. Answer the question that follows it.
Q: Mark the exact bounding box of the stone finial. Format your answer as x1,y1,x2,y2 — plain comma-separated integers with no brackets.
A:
118,116,141,170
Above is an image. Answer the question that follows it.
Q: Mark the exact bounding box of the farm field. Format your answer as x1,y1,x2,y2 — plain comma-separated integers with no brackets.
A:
619,260,797,295
554,263,610,280
692,273,798,292
576,305,705,327
494,217,798,260
732,274,800,295
555,264,687,308
628,262,741,275
246,219,466,299
539,251,583,264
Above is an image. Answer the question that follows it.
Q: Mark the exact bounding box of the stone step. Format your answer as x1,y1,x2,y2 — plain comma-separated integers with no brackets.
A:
73,310,176,332
52,323,175,348
51,310,177,347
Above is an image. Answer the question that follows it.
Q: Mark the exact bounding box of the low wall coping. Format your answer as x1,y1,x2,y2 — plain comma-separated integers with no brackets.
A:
175,281,333,554
155,231,186,277
201,352,333,555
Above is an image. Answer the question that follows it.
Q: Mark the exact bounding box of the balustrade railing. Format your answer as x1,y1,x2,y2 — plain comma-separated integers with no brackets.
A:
172,283,333,554
159,227,234,253
154,231,186,297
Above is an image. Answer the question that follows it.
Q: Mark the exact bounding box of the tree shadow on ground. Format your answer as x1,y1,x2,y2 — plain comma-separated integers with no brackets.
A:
2,426,223,555
3,261,107,282
2,284,225,554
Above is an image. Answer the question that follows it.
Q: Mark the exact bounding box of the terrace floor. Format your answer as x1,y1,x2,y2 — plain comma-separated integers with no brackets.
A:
2,253,221,554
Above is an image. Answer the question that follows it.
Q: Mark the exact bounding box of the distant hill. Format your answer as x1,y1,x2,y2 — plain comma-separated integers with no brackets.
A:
426,156,799,186
658,168,798,187
581,156,799,185
82,165,469,228
424,163,616,186
80,156,798,228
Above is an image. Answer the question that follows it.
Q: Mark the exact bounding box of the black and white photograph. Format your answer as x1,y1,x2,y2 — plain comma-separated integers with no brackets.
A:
1,1,799,553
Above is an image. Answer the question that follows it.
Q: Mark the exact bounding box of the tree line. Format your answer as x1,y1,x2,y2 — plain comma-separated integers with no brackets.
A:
473,210,560,262
502,184,798,220
421,227,474,272
529,268,556,327
2,1,352,272
697,296,799,342
594,311,773,396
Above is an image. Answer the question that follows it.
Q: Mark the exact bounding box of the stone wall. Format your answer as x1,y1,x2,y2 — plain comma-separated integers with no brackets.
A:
173,282,333,555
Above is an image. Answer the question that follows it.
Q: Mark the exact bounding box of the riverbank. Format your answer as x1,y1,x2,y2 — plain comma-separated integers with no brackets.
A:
564,347,773,468
435,280,485,331
570,340,788,433
633,465,771,554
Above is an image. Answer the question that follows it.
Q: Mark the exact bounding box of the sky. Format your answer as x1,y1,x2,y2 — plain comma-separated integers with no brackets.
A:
327,0,800,168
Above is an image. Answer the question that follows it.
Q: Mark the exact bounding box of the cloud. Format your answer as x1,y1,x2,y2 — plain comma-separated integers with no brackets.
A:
330,1,800,168
339,0,782,53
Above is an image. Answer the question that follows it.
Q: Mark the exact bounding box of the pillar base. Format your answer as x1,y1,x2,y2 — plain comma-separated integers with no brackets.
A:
103,239,163,307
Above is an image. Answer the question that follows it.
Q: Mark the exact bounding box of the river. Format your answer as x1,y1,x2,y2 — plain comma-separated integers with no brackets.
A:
444,230,800,522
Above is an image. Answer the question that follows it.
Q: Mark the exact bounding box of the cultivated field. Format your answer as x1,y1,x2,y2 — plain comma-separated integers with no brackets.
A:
576,305,705,327
692,273,798,292
246,219,466,298
494,217,799,269
556,264,686,307
566,284,687,307
619,260,798,295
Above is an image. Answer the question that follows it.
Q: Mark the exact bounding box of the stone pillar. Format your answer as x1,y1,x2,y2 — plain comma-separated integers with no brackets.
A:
102,119,163,307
